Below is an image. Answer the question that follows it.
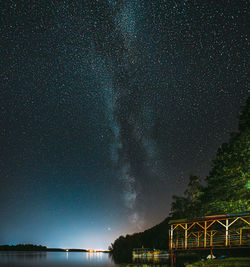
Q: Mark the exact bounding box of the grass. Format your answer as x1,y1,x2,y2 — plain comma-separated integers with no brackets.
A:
186,257,250,267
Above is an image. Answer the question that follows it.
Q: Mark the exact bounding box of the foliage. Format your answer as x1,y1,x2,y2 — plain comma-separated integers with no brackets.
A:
171,175,203,218
200,97,250,215
171,97,250,217
186,257,250,267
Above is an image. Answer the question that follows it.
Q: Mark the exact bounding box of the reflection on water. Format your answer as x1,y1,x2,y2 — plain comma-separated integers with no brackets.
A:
0,251,115,266
0,251,47,261
0,251,172,266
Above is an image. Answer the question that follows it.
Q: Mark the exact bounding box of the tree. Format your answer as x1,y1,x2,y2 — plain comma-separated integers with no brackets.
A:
201,97,250,214
170,175,203,218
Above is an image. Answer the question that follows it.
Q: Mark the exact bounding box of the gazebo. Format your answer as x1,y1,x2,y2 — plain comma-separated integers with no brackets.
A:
169,212,250,250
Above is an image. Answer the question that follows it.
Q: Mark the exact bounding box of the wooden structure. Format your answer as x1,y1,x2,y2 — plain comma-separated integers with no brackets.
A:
132,248,169,258
169,212,250,250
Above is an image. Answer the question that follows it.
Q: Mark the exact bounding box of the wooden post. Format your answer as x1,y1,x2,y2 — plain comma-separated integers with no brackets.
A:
170,249,174,267
185,223,187,249
204,221,207,248
170,225,173,250
210,231,213,247
225,219,229,246
170,225,174,267
169,229,171,249
210,247,213,259
197,233,200,247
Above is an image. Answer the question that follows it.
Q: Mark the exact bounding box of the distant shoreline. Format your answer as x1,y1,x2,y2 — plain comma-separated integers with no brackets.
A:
0,249,83,252
0,245,109,253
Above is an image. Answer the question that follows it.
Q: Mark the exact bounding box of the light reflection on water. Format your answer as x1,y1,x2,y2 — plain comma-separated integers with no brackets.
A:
0,252,114,266
0,252,170,267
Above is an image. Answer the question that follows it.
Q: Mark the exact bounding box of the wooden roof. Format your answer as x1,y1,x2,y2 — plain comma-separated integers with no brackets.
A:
169,211,250,225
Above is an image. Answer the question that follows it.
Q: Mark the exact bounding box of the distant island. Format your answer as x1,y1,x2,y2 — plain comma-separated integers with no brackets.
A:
0,244,110,253
0,244,88,252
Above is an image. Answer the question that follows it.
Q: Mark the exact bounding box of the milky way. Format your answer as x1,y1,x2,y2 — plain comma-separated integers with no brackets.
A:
0,1,248,248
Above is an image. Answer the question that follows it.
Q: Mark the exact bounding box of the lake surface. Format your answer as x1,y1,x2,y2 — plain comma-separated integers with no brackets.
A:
0,251,171,266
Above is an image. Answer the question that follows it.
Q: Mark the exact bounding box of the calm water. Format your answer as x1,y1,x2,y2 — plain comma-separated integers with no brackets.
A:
0,251,171,267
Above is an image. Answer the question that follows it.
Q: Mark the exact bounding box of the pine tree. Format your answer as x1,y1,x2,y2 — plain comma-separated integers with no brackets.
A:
171,175,203,218
201,97,250,214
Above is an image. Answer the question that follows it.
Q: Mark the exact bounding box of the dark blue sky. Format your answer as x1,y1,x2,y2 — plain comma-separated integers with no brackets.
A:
0,0,248,249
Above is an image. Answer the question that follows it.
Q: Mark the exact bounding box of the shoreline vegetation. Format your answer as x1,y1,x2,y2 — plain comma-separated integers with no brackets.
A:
110,97,250,263
186,257,250,267
0,244,88,252
0,244,110,253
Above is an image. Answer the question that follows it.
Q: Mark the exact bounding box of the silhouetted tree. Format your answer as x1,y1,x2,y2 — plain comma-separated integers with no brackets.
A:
171,175,203,218
110,217,170,262
200,97,250,214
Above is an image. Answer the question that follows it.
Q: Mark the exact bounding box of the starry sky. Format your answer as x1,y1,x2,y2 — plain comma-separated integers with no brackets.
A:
0,0,248,249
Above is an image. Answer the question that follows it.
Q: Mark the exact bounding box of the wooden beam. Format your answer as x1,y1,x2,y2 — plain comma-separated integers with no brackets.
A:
174,224,186,230
207,220,216,229
228,217,239,227
187,222,196,231
196,222,205,230
197,232,202,247
217,220,226,228
240,217,250,226
211,230,217,237
173,224,178,230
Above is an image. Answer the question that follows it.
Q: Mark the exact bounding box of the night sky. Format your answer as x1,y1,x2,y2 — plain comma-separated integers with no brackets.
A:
0,1,248,249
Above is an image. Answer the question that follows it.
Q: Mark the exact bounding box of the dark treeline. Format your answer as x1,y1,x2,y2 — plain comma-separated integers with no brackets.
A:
0,244,47,251
111,217,170,260
66,249,88,252
0,244,88,252
111,97,250,260
0,244,89,252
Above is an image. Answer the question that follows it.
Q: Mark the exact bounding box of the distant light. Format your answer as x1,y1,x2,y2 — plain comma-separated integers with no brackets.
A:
87,249,109,253
65,249,69,252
